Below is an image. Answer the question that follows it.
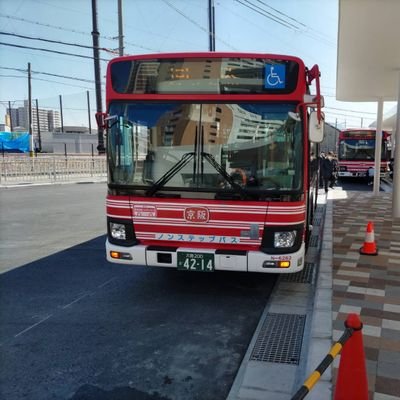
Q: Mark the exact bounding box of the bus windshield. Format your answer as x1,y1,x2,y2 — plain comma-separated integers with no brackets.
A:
338,138,390,161
107,102,303,195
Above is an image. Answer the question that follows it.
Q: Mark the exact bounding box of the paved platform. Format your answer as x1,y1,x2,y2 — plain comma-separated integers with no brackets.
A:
331,189,400,400
228,186,400,400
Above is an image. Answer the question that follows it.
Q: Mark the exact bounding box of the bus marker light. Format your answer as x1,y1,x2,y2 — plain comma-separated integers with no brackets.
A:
279,261,290,268
110,251,132,260
110,251,120,259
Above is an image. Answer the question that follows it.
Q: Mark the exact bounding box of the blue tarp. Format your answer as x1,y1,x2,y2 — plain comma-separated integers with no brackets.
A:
0,132,30,152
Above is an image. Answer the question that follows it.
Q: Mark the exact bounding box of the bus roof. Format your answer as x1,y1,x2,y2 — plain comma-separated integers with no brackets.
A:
108,52,306,65
105,52,311,103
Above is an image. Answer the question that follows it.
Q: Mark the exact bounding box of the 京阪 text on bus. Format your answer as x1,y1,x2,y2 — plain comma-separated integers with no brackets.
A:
98,52,324,273
337,129,392,179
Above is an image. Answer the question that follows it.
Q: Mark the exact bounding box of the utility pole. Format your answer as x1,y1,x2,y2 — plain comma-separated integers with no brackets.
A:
8,101,13,132
28,62,33,157
59,95,64,133
87,90,92,134
118,0,124,56
91,0,105,154
35,99,41,151
208,0,215,51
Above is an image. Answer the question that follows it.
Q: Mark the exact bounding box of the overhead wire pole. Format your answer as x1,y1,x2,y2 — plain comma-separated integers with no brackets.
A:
208,0,215,51
8,101,13,131
28,62,34,157
118,0,124,56
35,99,41,151
91,0,105,154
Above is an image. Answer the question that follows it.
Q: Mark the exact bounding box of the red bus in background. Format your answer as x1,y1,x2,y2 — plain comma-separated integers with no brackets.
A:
98,52,324,274
337,129,392,179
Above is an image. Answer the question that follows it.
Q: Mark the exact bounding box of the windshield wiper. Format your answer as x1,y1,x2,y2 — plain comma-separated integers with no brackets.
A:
202,152,249,199
146,152,194,197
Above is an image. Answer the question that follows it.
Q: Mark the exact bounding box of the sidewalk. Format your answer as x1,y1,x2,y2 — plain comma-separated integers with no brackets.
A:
228,187,400,400
330,188,400,399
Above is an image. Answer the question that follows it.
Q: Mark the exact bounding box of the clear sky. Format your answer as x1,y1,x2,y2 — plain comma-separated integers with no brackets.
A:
0,0,396,128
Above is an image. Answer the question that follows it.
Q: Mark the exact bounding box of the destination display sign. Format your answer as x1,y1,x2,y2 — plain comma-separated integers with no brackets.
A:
110,57,299,95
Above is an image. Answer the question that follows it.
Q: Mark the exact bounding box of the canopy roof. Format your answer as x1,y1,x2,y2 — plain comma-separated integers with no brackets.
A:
336,0,400,102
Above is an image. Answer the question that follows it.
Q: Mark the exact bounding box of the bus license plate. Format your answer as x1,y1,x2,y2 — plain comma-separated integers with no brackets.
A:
177,252,214,272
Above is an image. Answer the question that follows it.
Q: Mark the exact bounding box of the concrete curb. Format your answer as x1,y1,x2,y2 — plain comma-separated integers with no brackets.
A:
0,178,107,189
303,193,333,399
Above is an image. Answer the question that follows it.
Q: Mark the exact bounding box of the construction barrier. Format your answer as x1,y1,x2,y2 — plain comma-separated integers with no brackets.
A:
334,314,368,400
0,155,107,185
291,313,368,400
359,221,378,255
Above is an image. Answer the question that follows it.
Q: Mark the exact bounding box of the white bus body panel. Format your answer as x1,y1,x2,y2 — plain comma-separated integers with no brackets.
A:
106,239,305,273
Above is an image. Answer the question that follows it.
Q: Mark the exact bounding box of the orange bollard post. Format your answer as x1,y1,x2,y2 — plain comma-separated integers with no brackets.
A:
334,313,368,400
359,221,378,255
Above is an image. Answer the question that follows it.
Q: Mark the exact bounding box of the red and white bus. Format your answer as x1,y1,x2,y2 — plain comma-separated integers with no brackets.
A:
337,129,392,179
98,53,324,273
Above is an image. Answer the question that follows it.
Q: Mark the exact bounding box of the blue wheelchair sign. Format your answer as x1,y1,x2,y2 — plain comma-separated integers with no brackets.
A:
264,64,286,89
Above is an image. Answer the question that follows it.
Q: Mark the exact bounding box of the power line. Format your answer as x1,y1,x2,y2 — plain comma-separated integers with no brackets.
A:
0,31,95,50
254,0,306,29
161,0,238,51
0,31,118,55
324,110,375,121
0,13,115,41
235,0,300,31
236,0,335,47
0,13,158,53
325,106,377,115
0,74,97,91
0,66,97,84
0,41,110,62
254,0,335,45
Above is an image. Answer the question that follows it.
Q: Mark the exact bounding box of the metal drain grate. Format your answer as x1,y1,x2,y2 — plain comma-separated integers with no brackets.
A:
309,235,319,248
315,205,325,215
280,262,315,284
313,216,322,227
250,313,306,365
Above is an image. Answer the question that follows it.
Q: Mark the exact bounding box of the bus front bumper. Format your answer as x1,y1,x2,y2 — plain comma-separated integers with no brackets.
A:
338,171,367,177
106,240,305,274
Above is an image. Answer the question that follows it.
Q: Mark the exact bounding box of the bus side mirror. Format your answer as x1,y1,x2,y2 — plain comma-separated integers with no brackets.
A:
309,110,324,143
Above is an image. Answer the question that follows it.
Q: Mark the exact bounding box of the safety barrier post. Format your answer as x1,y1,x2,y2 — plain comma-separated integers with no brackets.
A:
291,313,367,400
334,313,368,400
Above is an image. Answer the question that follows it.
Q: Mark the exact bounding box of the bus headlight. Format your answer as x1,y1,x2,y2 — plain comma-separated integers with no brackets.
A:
110,222,126,240
274,231,297,248
107,217,138,246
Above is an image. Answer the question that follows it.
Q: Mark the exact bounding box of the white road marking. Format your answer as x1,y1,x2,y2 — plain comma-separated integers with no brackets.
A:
14,314,53,338
97,277,118,288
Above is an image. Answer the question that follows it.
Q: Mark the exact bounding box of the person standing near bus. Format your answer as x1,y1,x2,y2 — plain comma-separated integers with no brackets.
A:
319,152,325,188
389,158,394,179
321,152,334,193
330,152,338,188
367,166,375,185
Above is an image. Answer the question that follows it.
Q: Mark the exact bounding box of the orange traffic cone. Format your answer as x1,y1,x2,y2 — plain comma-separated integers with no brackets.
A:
359,221,378,255
334,314,368,400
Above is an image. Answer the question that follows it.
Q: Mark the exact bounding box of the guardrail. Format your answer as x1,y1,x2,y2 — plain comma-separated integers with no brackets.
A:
292,313,368,400
0,155,107,185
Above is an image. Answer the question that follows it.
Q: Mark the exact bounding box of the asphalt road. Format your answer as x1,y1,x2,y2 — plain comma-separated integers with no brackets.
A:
0,183,276,400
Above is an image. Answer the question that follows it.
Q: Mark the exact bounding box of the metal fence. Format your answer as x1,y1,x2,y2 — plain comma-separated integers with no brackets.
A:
0,155,107,185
